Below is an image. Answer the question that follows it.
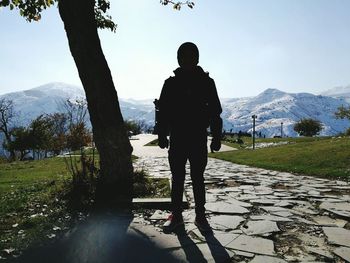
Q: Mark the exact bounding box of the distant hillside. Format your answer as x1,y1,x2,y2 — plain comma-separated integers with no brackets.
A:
0,82,155,127
0,83,349,140
222,88,349,137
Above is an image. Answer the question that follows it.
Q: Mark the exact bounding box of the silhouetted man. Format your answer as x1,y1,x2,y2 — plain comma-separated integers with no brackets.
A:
157,42,222,233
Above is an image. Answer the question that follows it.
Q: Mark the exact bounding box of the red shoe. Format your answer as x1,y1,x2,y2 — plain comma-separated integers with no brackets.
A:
163,213,184,233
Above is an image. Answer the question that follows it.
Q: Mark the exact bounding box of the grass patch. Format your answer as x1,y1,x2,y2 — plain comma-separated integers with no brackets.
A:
0,154,166,259
0,158,79,258
69,147,97,155
212,136,350,179
133,170,170,198
222,135,330,149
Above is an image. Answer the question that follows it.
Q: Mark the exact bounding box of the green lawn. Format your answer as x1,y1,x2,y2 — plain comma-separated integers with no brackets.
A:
212,136,350,179
222,135,331,148
0,158,69,193
0,154,166,258
0,158,73,257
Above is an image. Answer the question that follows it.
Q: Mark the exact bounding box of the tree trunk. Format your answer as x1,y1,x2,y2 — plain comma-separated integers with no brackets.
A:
1,128,16,161
58,0,133,205
4,134,16,161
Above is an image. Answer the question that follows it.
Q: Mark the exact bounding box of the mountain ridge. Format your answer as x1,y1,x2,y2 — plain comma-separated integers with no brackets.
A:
0,82,349,138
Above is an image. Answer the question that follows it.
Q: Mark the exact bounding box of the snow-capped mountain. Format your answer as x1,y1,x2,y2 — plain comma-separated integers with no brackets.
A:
1,82,85,125
0,82,155,127
222,88,349,137
0,83,349,139
320,85,350,103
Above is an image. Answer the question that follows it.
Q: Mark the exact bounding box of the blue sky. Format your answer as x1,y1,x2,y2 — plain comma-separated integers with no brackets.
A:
1,0,350,99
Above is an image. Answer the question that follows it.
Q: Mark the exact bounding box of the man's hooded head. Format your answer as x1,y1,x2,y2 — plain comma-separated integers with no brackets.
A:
177,42,199,70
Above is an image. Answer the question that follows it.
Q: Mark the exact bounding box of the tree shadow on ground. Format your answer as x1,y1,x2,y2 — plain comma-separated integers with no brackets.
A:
9,209,179,263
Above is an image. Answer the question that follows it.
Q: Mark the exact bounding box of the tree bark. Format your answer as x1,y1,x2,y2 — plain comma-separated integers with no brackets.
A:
58,0,133,205
0,114,16,161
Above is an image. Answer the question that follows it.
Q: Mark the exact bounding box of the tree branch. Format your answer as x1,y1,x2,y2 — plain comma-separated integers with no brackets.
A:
160,0,195,10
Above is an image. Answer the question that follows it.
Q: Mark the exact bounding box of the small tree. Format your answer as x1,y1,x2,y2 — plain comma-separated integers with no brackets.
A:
0,98,16,160
124,120,141,137
29,115,55,159
335,105,350,135
4,127,32,161
66,123,91,151
335,105,350,120
294,118,322,137
46,113,68,155
59,99,88,129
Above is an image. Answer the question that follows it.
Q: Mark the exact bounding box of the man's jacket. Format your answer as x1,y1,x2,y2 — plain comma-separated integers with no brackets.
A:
158,66,222,139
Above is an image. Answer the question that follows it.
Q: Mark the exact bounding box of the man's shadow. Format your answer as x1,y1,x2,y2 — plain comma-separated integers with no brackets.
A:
174,226,231,263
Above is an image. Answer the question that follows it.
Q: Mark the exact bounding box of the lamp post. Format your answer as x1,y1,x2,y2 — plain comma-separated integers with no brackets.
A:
252,115,257,150
281,122,283,138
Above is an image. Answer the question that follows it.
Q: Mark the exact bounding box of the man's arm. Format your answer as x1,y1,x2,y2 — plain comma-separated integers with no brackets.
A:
157,79,172,148
208,78,223,152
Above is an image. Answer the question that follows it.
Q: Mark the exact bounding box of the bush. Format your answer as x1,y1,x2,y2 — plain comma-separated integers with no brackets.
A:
133,169,170,198
345,127,350,136
63,150,99,201
294,118,322,137
0,156,7,164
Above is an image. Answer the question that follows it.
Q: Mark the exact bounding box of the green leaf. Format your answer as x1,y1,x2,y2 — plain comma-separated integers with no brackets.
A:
0,0,10,7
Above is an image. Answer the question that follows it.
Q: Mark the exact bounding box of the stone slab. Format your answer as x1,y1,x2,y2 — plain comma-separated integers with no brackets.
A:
182,210,196,223
236,194,260,201
242,220,280,236
249,255,288,263
333,246,350,262
209,231,240,247
232,250,255,258
292,206,318,215
261,206,287,212
273,201,293,208
210,215,245,230
191,229,239,247
323,227,350,247
149,210,170,220
320,202,350,219
226,199,253,208
226,235,275,256
132,196,188,209
306,247,333,260
250,199,278,206
313,216,347,227
270,211,294,217
261,207,294,217
293,217,317,225
250,215,292,222
206,202,250,215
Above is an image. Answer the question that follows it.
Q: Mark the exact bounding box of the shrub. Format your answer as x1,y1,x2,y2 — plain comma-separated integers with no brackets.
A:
345,127,350,136
294,118,322,137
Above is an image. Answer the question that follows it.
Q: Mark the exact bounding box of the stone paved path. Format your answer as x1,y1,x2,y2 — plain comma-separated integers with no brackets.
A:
131,134,350,263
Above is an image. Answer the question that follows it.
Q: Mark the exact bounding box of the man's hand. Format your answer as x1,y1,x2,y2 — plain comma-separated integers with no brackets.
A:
210,137,221,152
158,136,169,149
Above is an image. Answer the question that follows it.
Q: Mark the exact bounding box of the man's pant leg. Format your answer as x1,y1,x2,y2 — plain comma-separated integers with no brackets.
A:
168,148,188,215
189,144,208,215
